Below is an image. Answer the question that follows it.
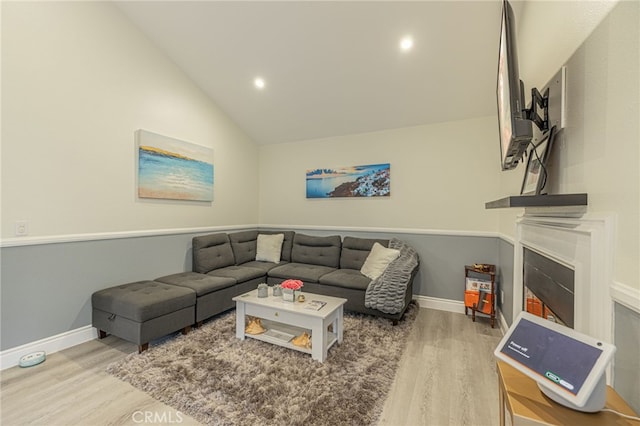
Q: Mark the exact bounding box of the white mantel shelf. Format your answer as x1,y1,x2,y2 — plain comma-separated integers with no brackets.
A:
485,193,588,209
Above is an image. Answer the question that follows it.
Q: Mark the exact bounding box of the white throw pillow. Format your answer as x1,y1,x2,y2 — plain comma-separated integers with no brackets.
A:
255,233,285,263
361,242,400,280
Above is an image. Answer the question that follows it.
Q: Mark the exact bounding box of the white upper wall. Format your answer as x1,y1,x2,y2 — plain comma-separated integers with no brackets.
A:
1,2,259,239
259,116,502,232
518,0,619,90
499,0,639,290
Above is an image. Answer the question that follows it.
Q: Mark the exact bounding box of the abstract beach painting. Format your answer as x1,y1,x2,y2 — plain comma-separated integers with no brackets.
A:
306,163,390,198
137,130,214,202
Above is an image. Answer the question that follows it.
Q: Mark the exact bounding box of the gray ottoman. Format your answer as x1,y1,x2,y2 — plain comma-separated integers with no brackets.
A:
155,272,237,325
92,280,196,353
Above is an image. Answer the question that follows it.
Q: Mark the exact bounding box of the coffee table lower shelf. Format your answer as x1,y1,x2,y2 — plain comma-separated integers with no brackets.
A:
233,290,346,362
246,319,338,356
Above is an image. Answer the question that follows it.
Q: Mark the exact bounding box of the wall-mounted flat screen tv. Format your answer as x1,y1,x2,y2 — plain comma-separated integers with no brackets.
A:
497,0,533,170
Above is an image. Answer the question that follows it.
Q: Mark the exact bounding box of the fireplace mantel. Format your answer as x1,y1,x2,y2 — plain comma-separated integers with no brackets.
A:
513,213,614,348
485,193,587,209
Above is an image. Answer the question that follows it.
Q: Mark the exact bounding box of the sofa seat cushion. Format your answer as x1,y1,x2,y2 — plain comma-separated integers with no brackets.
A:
91,280,195,322
268,263,337,283
319,269,372,291
240,260,288,274
207,265,265,282
155,272,236,296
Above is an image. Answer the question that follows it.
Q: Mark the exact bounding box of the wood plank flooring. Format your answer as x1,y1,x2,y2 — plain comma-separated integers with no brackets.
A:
1,308,503,425
379,309,504,425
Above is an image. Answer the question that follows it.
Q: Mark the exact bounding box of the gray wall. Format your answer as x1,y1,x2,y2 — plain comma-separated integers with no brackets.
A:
1,232,211,350
614,302,640,414
497,238,515,326
1,228,497,350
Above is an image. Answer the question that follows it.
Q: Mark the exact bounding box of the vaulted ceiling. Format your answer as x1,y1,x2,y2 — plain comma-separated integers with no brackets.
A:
116,1,504,144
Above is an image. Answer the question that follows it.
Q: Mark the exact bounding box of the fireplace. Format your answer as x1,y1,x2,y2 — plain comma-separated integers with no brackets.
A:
513,211,614,346
523,247,575,327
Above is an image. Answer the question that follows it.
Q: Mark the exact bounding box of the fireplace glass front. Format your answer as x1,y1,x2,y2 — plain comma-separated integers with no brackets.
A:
523,247,575,328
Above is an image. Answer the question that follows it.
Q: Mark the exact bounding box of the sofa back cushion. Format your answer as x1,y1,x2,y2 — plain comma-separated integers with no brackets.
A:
229,230,259,265
291,233,341,268
192,233,235,274
340,237,390,270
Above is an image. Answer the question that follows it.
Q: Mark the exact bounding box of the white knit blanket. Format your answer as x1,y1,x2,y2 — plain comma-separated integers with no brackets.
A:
364,238,419,314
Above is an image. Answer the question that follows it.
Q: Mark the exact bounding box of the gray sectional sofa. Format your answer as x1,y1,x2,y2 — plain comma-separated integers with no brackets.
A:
92,230,418,352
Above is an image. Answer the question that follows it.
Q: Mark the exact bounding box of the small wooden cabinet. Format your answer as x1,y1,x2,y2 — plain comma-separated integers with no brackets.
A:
464,264,496,328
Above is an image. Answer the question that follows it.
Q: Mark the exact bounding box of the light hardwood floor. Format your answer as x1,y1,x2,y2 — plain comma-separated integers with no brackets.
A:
1,308,503,425
379,309,504,425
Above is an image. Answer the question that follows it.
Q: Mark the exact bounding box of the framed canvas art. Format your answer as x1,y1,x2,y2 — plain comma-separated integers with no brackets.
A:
137,130,214,202
306,163,390,198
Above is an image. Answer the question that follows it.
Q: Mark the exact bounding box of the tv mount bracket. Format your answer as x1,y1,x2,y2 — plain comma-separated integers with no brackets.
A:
525,87,550,132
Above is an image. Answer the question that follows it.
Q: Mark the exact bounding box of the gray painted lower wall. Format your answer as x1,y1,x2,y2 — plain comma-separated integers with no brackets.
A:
1,232,209,351
497,238,515,326
1,227,497,350
614,302,640,414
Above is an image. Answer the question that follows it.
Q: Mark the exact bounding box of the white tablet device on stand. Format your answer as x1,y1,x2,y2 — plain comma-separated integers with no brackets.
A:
495,311,616,413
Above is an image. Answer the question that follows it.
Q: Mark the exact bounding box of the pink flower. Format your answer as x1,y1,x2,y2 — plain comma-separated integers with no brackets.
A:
281,279,303,291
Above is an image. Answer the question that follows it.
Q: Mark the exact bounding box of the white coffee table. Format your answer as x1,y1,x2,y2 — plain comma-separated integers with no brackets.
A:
232,289,347,362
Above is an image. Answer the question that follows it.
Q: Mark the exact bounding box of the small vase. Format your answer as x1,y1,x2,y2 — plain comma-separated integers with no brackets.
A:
273,284,282,297
257,283,268,298
282,288,295,302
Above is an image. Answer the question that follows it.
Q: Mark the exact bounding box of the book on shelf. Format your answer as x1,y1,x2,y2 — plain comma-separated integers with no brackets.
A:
476,290,493,314
465,277,491,292
305,300,327,311
263,329,294,342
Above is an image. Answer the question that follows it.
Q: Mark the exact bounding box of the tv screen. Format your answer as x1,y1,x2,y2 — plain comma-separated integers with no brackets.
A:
495,312,616,412
497,0,532,170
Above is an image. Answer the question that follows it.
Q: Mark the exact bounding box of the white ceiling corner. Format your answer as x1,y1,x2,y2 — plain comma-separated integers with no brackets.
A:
115,1,504,145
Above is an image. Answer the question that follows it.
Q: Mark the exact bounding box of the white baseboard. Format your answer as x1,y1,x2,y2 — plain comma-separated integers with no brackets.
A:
415,296,507,336
497,310,509,334
0,326,97,370
414,295,465,314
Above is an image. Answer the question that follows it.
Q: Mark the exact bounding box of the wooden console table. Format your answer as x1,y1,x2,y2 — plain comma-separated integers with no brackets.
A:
497,361,639,425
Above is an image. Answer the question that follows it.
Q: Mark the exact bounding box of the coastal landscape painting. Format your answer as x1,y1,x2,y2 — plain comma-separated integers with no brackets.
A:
306,163,390,198
137,130,214,202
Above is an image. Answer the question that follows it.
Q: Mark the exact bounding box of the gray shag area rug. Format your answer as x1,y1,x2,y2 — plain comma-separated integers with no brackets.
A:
107,302,418,426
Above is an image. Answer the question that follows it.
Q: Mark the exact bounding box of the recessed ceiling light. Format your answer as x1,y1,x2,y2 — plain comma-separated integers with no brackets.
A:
400,36,413,51
254,77,265,89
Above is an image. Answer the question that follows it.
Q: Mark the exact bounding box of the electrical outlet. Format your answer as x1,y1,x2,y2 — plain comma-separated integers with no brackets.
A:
15,221,29,236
